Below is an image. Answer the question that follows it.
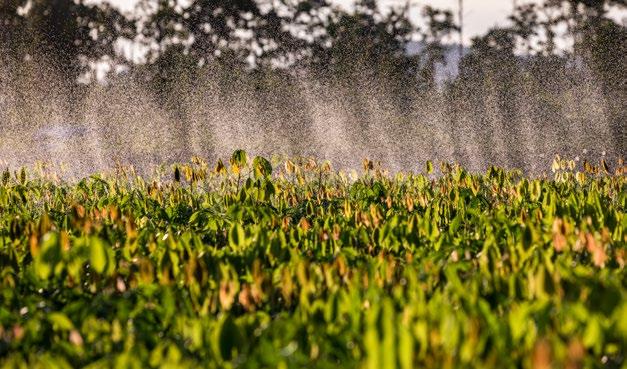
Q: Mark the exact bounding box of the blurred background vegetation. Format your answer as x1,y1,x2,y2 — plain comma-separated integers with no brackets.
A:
1,0,625,163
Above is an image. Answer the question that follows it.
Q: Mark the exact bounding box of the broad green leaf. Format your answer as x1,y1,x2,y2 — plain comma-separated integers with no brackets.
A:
48,312,74,331
583,317,603,353
230,150,248,170
34,232,61,280
90,237,108,273
228,223,246,249
212,315,243,362
425,160,433,174
253,156,272,178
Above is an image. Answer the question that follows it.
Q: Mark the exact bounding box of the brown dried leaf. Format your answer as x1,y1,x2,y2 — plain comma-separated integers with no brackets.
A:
69,329,83,346
532,339,551,369
219,280,237,310
585,233,607,267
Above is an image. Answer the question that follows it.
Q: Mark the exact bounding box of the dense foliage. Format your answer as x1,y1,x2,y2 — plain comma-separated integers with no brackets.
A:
0,153,625,368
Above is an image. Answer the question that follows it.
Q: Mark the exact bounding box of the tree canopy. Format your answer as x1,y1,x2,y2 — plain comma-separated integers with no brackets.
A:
0,0,624,98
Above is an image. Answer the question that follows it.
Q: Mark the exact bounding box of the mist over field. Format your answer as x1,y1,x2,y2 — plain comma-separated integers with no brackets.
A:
1,1,625,178
0,58,622,178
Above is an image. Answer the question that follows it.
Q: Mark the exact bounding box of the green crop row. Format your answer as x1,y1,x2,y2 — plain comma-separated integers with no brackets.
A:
0,152,625,368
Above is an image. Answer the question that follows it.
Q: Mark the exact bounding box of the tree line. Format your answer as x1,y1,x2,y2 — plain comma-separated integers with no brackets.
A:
2,1,622,86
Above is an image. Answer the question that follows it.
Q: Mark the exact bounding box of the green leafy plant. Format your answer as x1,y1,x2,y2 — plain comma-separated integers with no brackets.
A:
0,153,624,368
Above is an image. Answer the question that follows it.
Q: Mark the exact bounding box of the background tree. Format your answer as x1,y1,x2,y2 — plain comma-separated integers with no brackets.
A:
307,1,418,88
419,6,459,90
1,0,134,84
0,0,28,60
133,0,420,101
136,0,310,71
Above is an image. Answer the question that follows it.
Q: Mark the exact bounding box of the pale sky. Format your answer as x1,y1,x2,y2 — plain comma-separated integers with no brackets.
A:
105,0,625,45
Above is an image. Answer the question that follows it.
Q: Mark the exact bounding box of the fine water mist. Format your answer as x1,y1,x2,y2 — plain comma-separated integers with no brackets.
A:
0,57,622,179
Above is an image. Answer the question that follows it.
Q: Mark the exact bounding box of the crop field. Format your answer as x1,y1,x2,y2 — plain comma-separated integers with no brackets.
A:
0,152,624,368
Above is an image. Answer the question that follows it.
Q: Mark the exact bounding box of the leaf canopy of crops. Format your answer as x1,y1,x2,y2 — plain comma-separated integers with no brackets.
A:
0,154,625,368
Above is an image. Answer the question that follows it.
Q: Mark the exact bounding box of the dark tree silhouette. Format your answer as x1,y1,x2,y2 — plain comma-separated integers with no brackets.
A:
308,1,418,81
0,0,28,57
1,0,134,84
419,6,459,90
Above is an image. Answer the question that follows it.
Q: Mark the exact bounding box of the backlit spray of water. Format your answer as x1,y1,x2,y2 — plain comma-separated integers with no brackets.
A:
0,57,622,179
